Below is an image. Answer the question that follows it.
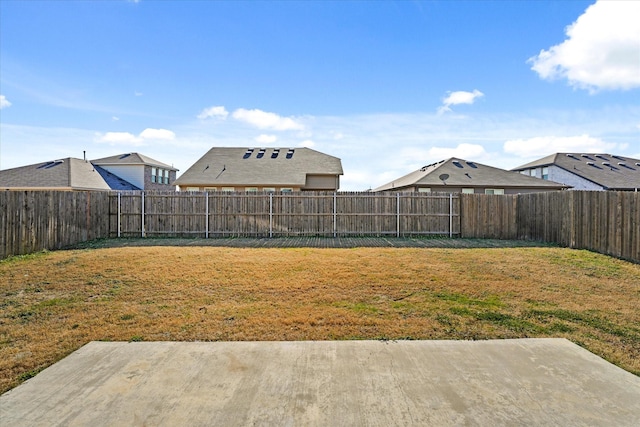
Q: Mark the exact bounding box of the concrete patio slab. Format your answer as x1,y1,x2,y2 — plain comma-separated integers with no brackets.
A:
1,339,639,426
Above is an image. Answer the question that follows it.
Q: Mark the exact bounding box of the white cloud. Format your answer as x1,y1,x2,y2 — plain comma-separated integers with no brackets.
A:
134,91,143,96
0,95,11,109
255,134,277,144
529,1,640,92
197,105,229,120
427,143,488,160
96,128,175,146
139,128,175,140
504,135,617,158
97,131,144,146
112,116,120,121
438,89,484,114
299,140,316,148
232,108,304,131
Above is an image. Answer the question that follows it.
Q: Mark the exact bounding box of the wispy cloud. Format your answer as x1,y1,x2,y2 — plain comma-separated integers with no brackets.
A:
255,134,277,144
0,95,11,109
529,0,640,92
197,105,228,120
437,89,484,114
96,128,175,146
232,108,304,131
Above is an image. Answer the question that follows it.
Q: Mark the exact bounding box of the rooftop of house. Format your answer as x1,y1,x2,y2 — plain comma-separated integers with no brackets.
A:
92,152,178,171
373,157,569,191
0,158,140,191
173,147,343,186
512,153,640,190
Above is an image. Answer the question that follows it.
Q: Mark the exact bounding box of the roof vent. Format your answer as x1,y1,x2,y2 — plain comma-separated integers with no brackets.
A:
586,162,594,166
466,161,478,169
119,153,131,159
596,155,609,161
271,149,280,159
257,148,266,159
38,159,64,169
612,155,625,161
602,162,610,166
452,161,463,168
243,148,254,159
566,154,578,160
286,149,294,159
581,154,593,160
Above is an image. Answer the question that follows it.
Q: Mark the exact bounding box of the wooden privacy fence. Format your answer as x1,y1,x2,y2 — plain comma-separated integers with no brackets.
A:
461,191,640,263
110,191,461,238
0,190,110,259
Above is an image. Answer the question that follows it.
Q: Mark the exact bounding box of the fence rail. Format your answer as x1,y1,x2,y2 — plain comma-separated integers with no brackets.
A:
1,190,638,263
110,191,460,238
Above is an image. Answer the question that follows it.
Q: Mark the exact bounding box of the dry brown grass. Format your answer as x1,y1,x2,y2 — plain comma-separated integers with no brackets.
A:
1,246,639,393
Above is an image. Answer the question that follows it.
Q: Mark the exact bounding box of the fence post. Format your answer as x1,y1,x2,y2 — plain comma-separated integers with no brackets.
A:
333,192,337,238
205,192,209,239
397,193,400,238
141,191,145,238
117,192,121,238
269,193,273,238
449,193,453,238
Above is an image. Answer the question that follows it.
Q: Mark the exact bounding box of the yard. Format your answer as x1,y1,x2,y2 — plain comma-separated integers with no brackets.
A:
1,243,639,393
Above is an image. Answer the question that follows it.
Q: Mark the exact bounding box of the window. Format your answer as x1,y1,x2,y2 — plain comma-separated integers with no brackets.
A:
418,187,431,193
245,187,258,192
542,167,549,180
164,169,169,184
243,149,254,159
221,187,235,192
151,167,157,183
271,149,280,159
530,169,537,177
485,189,504,195
286,149,294,159
257,149,265,159
185,187,200,192
280,188,293,192
462,188,474,194
263,187,276,193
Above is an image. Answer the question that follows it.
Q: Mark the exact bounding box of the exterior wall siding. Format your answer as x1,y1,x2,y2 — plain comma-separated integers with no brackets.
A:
100,165,145,189
548,166,604,191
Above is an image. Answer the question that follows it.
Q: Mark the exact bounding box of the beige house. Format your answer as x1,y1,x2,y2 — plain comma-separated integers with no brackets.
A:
373,157,569,194
174,147,343,192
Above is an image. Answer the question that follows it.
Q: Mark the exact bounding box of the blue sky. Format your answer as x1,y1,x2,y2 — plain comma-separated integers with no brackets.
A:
1,0,638,190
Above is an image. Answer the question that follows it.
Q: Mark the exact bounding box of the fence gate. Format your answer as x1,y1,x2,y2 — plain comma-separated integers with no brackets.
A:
109,191,461,238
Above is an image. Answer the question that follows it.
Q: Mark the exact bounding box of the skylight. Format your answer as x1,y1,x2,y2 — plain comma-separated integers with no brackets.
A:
271,149,280,159
466,161,477,168
452,161,463,168
286,149,294,159
257,149,265,159
243,148,254,159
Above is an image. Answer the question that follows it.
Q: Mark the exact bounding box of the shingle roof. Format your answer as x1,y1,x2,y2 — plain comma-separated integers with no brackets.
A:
0,158,140,191
92,152,178,170
512,153,640,190
173,147,343,187
0,158,112,190
373,158,568,191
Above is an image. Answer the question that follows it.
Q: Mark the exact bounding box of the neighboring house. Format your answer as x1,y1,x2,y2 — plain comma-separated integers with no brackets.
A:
174,147,344,192
512,153,640,191
91,152,178,190
372,157,569,194
0,157,140,191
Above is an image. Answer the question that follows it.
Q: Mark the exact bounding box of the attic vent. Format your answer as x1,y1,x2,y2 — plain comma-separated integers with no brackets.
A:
581,154,593,160
257,148,266,159
602,162,610,166
612,155,625,161
38,159,64,169
618,162,626,166
271,149,280,159
586,162,595,166
243,148,254,159
566,154,578,160
636,163,640,166
466,161,478,168
596,155,609,161
286,149,294,159
119,153,131,159
452,161,463,168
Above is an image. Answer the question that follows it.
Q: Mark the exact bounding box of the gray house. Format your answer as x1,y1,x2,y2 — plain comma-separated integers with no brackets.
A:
174,147,343,192
92,153,178,190
512,153,640,191
373,158,568,194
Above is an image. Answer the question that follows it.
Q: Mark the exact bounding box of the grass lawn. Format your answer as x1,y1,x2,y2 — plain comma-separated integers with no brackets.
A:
1,245,639,393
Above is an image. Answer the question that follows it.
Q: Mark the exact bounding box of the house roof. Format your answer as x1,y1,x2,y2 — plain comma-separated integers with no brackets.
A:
373,157,569,191
0,158,139,191
512,153,640,190
173,147,343,187
92,152,178,171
